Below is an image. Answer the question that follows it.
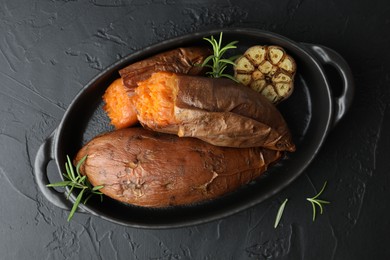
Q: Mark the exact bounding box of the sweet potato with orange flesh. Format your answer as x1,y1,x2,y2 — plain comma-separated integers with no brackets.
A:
103,47,211,129
119,46,211,89
133,72,295,152
75,127,282,207
102,78,138,129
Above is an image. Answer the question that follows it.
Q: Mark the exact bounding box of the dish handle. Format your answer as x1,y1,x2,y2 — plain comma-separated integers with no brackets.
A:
34,130,84,213
302,43,355,127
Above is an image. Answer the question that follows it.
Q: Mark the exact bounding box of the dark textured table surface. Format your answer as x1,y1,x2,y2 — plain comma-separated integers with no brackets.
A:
1,0,389,259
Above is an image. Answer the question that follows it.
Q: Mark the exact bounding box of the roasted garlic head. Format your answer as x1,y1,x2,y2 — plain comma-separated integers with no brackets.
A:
234,45,296,104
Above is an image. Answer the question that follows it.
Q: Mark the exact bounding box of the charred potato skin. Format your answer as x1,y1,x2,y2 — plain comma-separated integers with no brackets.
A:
75,128,282,207
119,46,211,89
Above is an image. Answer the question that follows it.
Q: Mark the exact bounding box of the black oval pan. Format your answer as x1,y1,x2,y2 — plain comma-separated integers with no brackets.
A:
34,28,354,228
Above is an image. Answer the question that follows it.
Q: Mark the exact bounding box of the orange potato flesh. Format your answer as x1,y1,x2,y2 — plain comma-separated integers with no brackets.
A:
103,78,138,129
134,72,178,127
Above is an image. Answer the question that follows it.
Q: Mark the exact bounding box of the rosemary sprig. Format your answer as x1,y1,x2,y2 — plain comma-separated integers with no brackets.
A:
47,155,104,221
306,181,330,221
274,198,288,228
200,32,239,82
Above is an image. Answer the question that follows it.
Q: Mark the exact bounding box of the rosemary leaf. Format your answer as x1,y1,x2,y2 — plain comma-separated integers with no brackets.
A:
200,55,215,67
313,181,328,199
310,200,316,221
62,173,71,180
67,183,76,200
274,198,288,228
219,59,237,66
219,42,238,53
203,37,215,46
92,185,104,191
315,199,331,204
65,163,71,180
79,175,86,183
67,155,76,180
76,154,87,174
46,181,72,187
68,189,85,222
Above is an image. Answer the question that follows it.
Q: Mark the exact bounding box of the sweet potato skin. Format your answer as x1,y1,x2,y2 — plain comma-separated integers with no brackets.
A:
119,47,211,89
134,72,295,152
75,128,282,207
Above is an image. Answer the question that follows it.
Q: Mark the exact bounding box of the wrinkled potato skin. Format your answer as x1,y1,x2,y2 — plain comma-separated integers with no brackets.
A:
119,47,211,89
75,128,282,207
135,73,295,152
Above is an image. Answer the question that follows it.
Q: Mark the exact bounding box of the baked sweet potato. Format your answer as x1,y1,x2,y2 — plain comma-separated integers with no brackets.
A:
75,127,282,207
133,72,295,152
103,47,211,129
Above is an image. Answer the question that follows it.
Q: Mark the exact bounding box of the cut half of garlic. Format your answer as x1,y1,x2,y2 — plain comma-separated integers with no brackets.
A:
234,45,296,104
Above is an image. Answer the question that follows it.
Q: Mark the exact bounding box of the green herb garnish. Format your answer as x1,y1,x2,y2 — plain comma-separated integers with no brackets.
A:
200,32,239,81
274,198,288,228
306,181,330,221
46,155,104,221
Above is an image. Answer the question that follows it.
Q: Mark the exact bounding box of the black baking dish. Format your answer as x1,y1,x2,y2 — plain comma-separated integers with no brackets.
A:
34,28,354,228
